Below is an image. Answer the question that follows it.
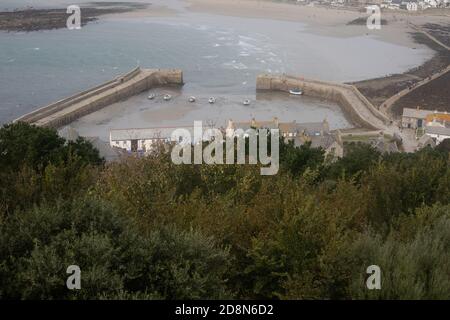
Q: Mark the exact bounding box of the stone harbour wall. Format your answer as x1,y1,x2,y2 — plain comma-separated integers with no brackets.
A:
15,68,184,129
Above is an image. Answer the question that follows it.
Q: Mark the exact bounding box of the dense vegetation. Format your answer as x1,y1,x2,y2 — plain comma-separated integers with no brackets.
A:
0,123,449,299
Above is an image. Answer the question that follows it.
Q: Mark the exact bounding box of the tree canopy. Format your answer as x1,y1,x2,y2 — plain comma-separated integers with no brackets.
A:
0,122,448,299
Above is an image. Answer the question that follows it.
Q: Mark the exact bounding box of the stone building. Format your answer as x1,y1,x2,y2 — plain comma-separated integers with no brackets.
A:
425,126,450,144
110,127,195,153
401,107,435,129
110,117,344,159
226,117,343,159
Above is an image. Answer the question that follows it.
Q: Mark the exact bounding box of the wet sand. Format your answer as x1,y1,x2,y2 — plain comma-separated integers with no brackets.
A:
66,88,351,141
186,0,441,48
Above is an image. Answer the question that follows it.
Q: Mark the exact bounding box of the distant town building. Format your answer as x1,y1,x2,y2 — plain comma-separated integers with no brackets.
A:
425,112,450,128
226,117,329,137
424,0,438,7
406,2,418,10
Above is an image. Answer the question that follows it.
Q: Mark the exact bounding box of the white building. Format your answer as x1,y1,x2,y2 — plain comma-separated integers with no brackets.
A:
418,1,428,9
425,126,450,144
110,127,196,153
402,107,435,129
406,2,418,10
388,3,401,9
424,0,438,7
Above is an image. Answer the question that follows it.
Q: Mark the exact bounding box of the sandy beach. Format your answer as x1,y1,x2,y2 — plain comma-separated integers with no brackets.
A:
103,0,449,49
181,0,450,115
186,0,419,47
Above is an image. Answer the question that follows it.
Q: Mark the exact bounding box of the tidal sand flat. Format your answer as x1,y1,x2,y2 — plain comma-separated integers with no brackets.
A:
65,89,351,141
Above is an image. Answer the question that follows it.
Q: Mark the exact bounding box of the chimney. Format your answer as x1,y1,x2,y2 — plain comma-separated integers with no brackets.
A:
273,117,279,127
226,119,235,138
227,119,234,130
251,117,256,128
322,118,330,134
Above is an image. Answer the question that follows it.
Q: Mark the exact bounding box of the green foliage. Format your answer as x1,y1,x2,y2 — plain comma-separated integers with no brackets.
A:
0,122,449,299
436,138,450,153
326,142,381,181
280,140,325,176
0,198,231,299
0,122,66,171
0,123,103,215
363,149,449,228
347,205,450,299
0,122,103,171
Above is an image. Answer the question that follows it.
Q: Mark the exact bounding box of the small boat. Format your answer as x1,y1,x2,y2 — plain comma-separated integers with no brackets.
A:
163,94,172,101
289,88,303,95
188,96,196,103
147,93,156,100
243,99,251,106
208,97,216,104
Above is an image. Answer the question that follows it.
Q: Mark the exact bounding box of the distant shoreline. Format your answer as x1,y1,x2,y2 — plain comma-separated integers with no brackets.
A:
0,2,149,32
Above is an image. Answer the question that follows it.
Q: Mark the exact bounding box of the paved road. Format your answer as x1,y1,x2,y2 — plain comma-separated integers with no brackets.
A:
380,22,450,116
374,22,450,151
381,65,450,115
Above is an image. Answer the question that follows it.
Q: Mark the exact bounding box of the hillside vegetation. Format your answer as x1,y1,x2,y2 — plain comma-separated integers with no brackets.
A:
0,123,449,299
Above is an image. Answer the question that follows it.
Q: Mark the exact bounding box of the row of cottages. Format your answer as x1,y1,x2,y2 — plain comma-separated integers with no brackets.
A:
109,118,344,158
110,126,196,153
402,107,450,146
382,0,449,9
226,117,344,158
402,107,437,129
425,113,450,144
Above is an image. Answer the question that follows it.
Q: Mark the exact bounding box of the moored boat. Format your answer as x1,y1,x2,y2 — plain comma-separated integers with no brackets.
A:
289,88,303,95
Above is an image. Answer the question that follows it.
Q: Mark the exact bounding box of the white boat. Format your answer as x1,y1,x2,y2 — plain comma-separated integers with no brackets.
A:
147,93,156,100
208,97,216,104
289,88,303,95
163,94,172,101
188,96,196,103
243,99,251,106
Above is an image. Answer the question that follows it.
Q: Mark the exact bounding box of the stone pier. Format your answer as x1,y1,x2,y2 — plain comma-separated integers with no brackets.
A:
256,74,391,130
15,67,184,129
